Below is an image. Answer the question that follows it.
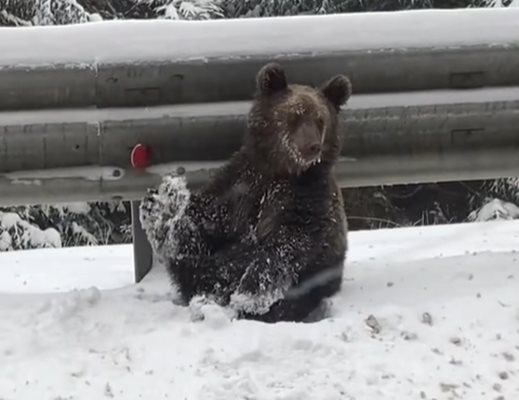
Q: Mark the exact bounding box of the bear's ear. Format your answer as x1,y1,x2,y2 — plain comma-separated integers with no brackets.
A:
320,75,352,110
256,62,288,96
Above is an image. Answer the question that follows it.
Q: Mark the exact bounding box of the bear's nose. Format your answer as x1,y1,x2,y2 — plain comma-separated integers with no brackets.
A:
306,143,321,157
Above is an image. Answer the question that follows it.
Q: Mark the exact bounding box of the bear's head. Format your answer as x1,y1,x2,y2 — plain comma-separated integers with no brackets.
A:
245,62,351,177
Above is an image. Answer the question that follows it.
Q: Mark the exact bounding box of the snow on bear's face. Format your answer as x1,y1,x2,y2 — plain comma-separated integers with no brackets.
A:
246,62,352,176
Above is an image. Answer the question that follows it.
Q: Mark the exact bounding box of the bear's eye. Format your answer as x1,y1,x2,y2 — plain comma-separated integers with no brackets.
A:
316,116,325,130
288,112,301,126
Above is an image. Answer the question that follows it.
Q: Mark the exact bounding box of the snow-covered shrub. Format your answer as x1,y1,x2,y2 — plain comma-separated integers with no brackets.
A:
0,0,36,26
0,211,62,251
0,201,132,250
221,0,489,18
485,177,519,204
467,198,519,221
485,0,519,6
32,0,99,25
134,0,223,19
467,178,519,220
1,0,101,26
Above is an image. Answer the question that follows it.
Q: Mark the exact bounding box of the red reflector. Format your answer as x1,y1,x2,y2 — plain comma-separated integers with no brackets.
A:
130,144,150,169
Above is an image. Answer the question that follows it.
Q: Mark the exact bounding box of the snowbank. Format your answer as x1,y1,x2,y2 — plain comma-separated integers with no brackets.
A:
0,220,518,399
0,8,518,67
0,244,133,293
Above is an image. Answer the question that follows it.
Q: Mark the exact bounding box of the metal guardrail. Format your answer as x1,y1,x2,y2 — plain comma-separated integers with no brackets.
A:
0,8,518,110
1,87,518,206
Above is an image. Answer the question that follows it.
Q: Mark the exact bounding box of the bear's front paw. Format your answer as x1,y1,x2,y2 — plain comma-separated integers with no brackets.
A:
157,175,190,218
188,294,237,323
229,288,284,317
139,175,190,230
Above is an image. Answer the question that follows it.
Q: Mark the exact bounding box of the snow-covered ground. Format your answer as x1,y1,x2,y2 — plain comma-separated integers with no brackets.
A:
1,220,518,399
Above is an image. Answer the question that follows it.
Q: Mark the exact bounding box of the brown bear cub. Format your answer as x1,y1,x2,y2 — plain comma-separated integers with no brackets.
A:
139,62,352,323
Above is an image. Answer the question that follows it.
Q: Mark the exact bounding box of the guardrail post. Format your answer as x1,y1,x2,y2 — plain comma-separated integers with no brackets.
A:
131,200,153,282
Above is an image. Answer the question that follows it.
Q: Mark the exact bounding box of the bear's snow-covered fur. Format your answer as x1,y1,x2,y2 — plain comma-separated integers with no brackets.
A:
140,62,352,322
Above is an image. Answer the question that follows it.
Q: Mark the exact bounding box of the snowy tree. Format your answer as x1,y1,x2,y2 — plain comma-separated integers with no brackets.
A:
134,0,223,19
0,0,223,25
0,0,100,26
32,0,100,25
0,0,35,25
221,0,489,18
485,0,519,6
